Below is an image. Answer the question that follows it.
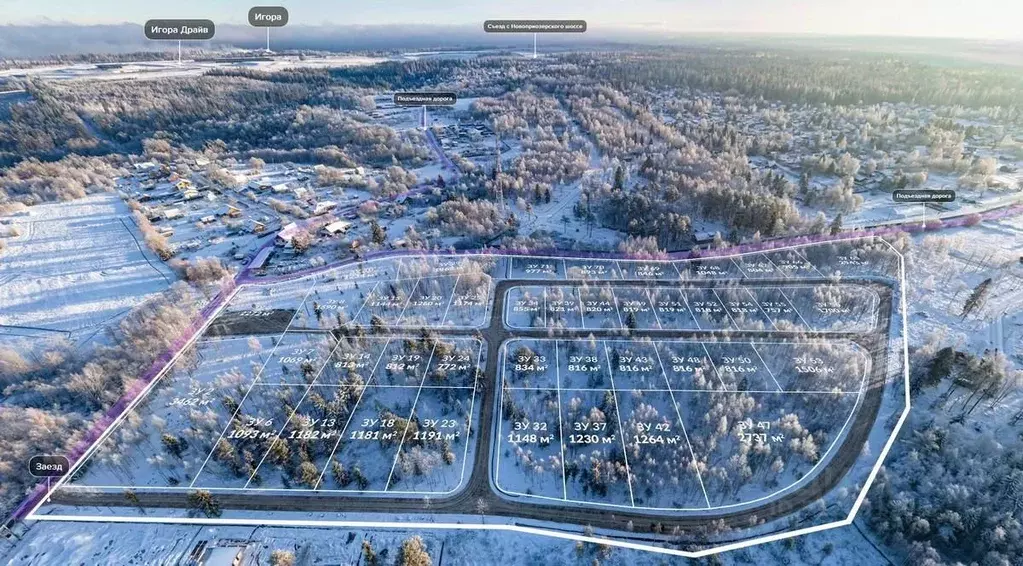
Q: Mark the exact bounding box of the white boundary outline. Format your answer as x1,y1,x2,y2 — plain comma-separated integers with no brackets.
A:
493,337,869,512
19,282,240,508
243,333,349,488
26,236,912,560
553,340,569,499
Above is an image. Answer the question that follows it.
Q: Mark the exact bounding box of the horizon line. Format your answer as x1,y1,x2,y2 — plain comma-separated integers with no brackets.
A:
0,20,1021,44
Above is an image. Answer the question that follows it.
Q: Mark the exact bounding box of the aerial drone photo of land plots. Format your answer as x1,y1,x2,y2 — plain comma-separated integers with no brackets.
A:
7,27,1023,563
25,236,907,555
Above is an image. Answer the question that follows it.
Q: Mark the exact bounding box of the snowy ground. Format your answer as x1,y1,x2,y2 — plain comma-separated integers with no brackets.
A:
14,242,912,563
0,518,895,565
0,55,387,83
494,335,869,513
904,213,1023,363
0,193,175,340
63,254,497,498
69,328,485,496
841,185,1022,230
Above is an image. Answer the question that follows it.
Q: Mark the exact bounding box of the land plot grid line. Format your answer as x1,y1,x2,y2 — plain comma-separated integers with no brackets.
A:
495,336,868,510
189,281,318,488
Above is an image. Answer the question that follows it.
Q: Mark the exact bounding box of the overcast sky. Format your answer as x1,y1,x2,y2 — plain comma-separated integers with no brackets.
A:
4,0,1022,40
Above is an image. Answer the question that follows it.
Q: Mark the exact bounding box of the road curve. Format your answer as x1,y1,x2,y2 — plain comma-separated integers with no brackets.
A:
49,277,896,546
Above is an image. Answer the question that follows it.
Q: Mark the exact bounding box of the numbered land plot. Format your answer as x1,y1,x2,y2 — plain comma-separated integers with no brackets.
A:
393,255,442,280
612,287,661,329
315,385,421,492
797,245,844,278
807,240,901,279
754,341,870,393
374,337,440,387
442,272,491,327
395,275,456,328
504,286,545,328
646,288,701,330
760,248,825,279
338,256,402,282
351,278,416,326
398,255,497,281
614,389,708,509
656,341,720,391
564,259,622,281
797,240,903,279
508,256,565,279
703,342,782,392
437,255,495,274
504,285,585,330
677,257,744,280
746,287,807,330
68,335,279,488
420,337,484,388
183,335,282,390
192,383,310,488
332,258,395,282
556,338,611,389
558,388,634,506
249,332,339,386
245,383,363,489
209,283,313,335
712,287,775,330
495,386,566,500
616,260,678,280
732,253,781,279
680,288,733,329
673,389,860,509
300,279,366,330
579,284,622,329
604,340,666,390
393,274,492,329
388,385,478,493
503,339,559,389
230,278,314,313
784,285,879,332
305,336,390,387
541,286,584,329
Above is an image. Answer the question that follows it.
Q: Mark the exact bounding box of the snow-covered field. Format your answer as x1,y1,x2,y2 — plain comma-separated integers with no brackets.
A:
0,193,175,336
0,518,895,565
905,214,1023,363
0,55,387,83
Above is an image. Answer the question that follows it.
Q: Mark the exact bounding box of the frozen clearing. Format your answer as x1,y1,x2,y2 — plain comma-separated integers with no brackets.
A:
0,193,175,333
906,214,1023,362
0,55,387,83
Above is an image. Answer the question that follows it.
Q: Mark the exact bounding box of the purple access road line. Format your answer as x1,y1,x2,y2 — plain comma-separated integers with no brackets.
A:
425,128,458,174
12,197,1020,526
240,203,1023,286
8,278,238,525
10,128,468,523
